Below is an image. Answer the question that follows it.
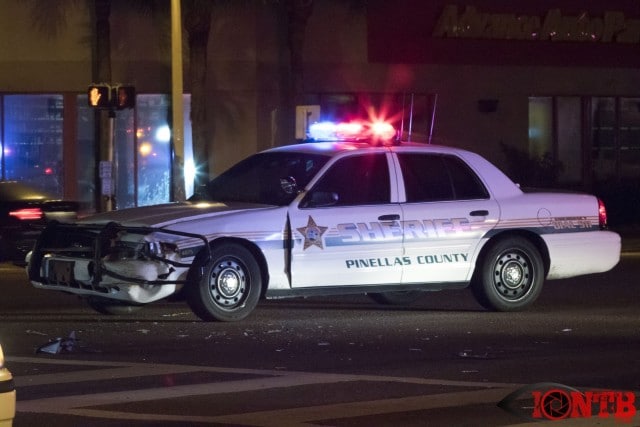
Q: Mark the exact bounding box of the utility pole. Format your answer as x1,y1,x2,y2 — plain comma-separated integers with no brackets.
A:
171,0,186,202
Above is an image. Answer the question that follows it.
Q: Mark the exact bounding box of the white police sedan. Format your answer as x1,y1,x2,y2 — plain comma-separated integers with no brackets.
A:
26,121,620,321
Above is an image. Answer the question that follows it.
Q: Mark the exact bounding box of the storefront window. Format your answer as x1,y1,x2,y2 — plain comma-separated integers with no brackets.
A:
2,93,190,211
591,97,616,182
619,97,640,179
2,95,64,196
556,97,582,184
528,97,553,159
77,96,96,213
135,95,171,207
114,108,135,209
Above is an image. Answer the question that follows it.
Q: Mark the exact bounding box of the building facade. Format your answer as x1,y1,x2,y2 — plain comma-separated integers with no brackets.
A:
0,1,638,222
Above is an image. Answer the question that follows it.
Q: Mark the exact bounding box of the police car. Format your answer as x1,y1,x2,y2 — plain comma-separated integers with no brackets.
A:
26,120,621,321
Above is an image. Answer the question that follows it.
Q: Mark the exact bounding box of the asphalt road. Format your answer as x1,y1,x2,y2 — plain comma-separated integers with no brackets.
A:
1,254,639,426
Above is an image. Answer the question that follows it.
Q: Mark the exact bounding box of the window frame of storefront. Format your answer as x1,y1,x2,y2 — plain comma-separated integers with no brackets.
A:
0,92,190,214
529,95,640,192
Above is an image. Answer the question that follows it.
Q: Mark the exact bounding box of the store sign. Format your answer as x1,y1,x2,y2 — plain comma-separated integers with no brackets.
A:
433,5,640,44
367,0,640,67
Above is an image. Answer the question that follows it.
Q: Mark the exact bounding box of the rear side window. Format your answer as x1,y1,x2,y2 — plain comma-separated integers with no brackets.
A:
398,153,489,202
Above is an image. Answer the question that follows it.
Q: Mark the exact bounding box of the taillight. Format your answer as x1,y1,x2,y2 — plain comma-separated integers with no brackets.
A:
9,207,44,221
597,198,607,229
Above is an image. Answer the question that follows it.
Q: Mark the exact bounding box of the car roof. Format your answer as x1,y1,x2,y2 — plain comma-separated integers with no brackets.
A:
266,140,522,198
266,140,474,156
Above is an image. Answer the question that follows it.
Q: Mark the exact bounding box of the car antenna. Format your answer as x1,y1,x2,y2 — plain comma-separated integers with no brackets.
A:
428,93,438,145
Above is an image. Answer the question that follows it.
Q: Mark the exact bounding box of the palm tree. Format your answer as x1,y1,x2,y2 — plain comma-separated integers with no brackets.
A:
283,0,314,105
24,0,114,211
24,0,325,205
182,0,214,192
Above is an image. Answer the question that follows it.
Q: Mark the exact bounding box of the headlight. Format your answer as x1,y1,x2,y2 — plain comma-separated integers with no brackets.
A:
104,240,178,261
105,241,146,261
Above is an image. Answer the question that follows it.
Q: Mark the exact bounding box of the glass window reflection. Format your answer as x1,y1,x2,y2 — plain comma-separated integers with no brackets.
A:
135,95,171,207
3,95,64,196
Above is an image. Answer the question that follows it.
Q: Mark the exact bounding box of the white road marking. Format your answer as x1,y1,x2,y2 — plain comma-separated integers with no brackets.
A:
10,356,639,426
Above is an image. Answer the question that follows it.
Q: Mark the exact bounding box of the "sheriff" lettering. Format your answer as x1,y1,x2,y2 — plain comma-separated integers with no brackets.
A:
337,218,471,243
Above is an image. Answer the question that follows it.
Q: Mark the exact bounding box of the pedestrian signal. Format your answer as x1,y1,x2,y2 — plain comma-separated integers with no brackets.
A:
88,84,111,108
114,86,135,110
87,84,136,110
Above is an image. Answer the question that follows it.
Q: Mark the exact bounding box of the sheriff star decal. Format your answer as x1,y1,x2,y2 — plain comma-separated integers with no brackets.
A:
297,216,328,250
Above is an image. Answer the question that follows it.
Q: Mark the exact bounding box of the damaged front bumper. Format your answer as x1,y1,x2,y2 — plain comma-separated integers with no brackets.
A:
27,221,210,304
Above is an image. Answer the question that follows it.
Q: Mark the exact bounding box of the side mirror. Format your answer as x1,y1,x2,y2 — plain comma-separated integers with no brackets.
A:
280,176,298,195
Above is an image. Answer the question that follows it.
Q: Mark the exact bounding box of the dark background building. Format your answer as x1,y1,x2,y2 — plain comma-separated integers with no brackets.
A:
0,0,638,223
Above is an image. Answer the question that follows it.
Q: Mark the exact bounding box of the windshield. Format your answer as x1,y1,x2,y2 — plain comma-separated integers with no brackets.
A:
194,151,330,206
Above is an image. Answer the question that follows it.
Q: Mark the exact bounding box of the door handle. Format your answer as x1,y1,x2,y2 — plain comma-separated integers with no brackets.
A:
378,214,400,221
470,210,489,217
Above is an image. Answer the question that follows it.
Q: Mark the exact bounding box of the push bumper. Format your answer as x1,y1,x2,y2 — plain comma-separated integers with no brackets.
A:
26,221,210,303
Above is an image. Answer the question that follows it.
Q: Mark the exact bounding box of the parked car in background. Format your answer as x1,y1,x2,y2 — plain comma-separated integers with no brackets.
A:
0,344,15,427
26,121,621,321
0,181,78,265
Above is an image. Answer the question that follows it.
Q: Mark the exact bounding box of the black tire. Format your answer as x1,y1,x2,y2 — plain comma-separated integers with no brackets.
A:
186,243,262,322
86,297,143,315
471,237,544,311
369,291,423,306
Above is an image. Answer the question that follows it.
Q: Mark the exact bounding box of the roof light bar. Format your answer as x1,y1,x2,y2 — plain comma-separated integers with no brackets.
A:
307,120,397,143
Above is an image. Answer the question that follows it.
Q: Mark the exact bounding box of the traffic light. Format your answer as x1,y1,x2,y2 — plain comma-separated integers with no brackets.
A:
114,85,135,110
88,84,111,108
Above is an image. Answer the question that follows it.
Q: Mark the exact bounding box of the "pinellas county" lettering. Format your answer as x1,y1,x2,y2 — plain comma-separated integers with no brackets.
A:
346,253,468,269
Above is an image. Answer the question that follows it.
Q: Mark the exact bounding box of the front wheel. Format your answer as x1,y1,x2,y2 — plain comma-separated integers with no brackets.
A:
186,243,262,322
471,237,545,311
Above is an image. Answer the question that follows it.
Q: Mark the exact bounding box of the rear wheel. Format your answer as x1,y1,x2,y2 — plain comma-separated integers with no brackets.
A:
471,237,544,311
186,243,261,322
369,291,423,306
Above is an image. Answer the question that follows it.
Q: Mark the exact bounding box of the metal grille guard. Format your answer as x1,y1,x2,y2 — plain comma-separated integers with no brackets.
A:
27,221,211,286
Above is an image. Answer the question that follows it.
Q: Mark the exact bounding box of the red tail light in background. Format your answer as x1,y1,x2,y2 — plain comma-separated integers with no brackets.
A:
9,208,44,221
597,198,608,229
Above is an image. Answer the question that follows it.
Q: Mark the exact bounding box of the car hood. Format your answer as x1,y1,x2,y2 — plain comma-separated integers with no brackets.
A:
78,201,274,228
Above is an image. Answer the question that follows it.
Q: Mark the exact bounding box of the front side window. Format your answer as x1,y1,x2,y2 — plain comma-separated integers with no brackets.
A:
399,153,488,202
306,153,390,206
201,151,330,206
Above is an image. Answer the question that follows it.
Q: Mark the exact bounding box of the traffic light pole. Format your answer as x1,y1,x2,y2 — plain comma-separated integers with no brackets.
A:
89,83,135,212
106,109,116,211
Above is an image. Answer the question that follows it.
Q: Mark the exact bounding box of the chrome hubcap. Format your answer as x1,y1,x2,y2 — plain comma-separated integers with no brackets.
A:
493,251,532,301
502,260,524,289
208,259,247,308
218,269,240,298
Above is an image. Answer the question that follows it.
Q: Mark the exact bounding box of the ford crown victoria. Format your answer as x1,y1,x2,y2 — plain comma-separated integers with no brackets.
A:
26,122,621,321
